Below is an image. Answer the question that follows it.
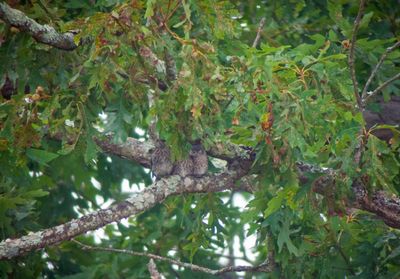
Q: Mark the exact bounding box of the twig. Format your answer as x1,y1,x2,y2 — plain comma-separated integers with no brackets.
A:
164,0,181,23
361,40,400,104
322,225,355,276
348,0,366,109
252,17,266,48
363,72,400,104
148,259,163,279
72,240,273,275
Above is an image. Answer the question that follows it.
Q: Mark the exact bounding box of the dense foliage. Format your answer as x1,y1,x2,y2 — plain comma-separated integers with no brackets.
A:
0,0,400,278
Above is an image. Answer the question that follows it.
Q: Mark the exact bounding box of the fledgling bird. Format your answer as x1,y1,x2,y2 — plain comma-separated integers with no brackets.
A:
173,158,194,177
190,143,208,177
151,140,174,179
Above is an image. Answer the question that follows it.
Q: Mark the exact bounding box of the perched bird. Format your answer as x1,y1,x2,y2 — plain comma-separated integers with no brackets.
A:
190,143,208,177
173,158,194,177
151,140,174,179
152,140,208,179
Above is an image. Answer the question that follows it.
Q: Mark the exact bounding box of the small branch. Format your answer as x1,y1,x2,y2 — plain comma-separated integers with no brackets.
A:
322,225,355,275
363,72,400,104
252,17,266,48
347,1,369,225
0,2,77,50
361,40,400,103
348,0,366,109
72,240,273,275
148,259,163,279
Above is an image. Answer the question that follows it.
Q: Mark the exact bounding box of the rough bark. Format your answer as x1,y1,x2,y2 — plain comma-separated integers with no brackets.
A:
2,121,400,260
353,181,400,228
94,136,153,168
94,135,252,167
0,2,77,50
0,167,249,260
1,2,400,263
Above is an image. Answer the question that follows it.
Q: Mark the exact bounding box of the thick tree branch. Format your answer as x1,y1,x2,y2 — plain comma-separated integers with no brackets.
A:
0,166,250,260
73,240,273,275
3,132,400,259
348,0,366,109
93,135,400,228
352,181,400,228
297,158,400,228
94,136,153,168
94,136,252,167
0,2,77,50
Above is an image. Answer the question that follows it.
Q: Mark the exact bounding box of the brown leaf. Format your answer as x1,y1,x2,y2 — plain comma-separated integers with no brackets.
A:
232,117,239,126
261,112,274,131
35,86,44,95
341,40,350,49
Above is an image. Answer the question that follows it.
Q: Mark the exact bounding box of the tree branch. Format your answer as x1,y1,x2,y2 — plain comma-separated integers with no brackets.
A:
93,135,400,228
3,132,400,260
363,72,400,104
94,136,153,168
0,166,250,260
297,156,400,228
164,48,177,83
72,240,273,275
352,180,400,228
94,135,252,167
361,40,400,103
348,0,366,109
148,259,162,279
342,1,398,231
252,17,266,48
0,2,77,50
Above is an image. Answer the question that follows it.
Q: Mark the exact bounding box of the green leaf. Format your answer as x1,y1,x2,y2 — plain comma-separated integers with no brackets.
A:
383,245,400,263
277,218,300,256
327,0,352,37
265,195,284,218
359,12,374,30
23,189,49,198
144,0,156,20
26,148,59,165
